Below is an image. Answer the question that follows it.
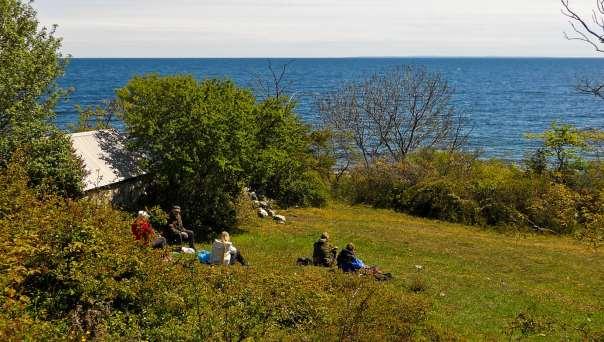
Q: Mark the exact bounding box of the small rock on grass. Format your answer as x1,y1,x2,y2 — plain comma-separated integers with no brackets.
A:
258,208,269,218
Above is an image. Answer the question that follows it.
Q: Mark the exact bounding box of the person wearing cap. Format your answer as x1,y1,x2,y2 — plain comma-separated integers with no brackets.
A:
312,232,337,267
131,211,167,249
336,243,365,272
164,205,195,249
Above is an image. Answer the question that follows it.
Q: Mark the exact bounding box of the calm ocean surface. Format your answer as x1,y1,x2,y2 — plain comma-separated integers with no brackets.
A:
57,58,604,160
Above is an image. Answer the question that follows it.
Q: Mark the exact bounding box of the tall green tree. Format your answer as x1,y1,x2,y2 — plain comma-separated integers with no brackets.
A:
117,75,258,231
117,75,330,232
0,0,84,197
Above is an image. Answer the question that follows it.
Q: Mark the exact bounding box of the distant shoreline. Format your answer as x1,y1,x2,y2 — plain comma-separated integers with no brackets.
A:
67,56,604,60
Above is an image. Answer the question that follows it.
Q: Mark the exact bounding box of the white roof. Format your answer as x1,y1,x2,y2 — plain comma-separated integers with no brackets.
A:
69,130,144,191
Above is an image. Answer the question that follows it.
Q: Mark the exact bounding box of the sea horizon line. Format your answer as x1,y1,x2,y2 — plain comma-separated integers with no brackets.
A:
66,55,604,60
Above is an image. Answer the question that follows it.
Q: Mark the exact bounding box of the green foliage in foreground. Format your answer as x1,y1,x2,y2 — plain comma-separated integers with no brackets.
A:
1,161,426,341
0,0,85,197
117,75,329,235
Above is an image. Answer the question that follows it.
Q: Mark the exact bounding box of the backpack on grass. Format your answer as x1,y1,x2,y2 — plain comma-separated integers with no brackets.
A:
197,250,212,264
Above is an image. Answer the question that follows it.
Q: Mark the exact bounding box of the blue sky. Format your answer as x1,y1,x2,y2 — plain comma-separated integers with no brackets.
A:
34,0,600,57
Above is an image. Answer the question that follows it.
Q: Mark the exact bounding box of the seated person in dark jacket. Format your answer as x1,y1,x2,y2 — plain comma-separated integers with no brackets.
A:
336,243,366,272
312,232,337,267
163,205,195,249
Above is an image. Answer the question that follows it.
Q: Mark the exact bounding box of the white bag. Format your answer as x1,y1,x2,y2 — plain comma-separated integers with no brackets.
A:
181,247,196,254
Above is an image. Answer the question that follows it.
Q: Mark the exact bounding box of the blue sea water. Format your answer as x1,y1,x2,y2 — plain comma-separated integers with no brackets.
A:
57,58,604,160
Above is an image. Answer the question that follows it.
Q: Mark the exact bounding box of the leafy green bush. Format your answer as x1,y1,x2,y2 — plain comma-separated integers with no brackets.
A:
406,179,466,222
147,204,168,229
21,134,85,198
577,210,604,250
244,97,331,208
469,161,539,227
0,161,150,339
528,183,579,234
339,159,411,208
336,151,477,223
275,170,330,208
248,145,329,208
526,122,590,173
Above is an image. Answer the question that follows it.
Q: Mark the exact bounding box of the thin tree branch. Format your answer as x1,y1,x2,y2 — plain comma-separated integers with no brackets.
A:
562,0,604,52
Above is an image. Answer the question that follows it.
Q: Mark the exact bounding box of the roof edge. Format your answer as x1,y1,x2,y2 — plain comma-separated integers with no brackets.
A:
69,129,118,138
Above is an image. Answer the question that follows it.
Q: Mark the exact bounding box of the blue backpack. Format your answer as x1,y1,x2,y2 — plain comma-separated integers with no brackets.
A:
197,250,212,264
351,258,365,270
341,257,365,272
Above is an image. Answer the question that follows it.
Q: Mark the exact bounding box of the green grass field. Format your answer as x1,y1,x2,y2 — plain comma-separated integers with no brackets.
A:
197,204,604,340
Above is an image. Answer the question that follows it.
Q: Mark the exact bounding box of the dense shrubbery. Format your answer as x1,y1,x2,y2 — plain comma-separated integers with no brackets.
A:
116,75,330,237
0,162,432,340
335,147,603,237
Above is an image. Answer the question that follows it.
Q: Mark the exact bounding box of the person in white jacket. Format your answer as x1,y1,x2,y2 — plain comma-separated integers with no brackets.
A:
211,231,248,266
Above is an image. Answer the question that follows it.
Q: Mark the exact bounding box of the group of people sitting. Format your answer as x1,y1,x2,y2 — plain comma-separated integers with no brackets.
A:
312,232,363,271
131,206,384,277
311,232,391,279
131,205,195,249
131,205,248,266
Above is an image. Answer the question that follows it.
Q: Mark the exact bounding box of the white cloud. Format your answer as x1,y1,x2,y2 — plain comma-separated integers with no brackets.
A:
32,0,600,57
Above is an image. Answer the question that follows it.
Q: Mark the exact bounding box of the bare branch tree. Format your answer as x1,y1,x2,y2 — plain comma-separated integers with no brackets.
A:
561,1,604,100
331,130,357,183
249,59,296,101
70,99,119,133
317,66,469,168
318,82,373,168
576,77,604,98
268,59,295,99
561,0,604,52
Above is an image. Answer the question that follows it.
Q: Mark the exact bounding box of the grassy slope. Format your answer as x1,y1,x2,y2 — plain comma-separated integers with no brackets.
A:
198,204,604,340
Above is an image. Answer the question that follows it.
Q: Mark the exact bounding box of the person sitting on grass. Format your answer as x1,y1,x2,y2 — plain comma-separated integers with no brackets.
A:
164,205,195,250
336,243,365,272
313,232,337,267
131,211,167,249
336,242,393,281
211,231,248,266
